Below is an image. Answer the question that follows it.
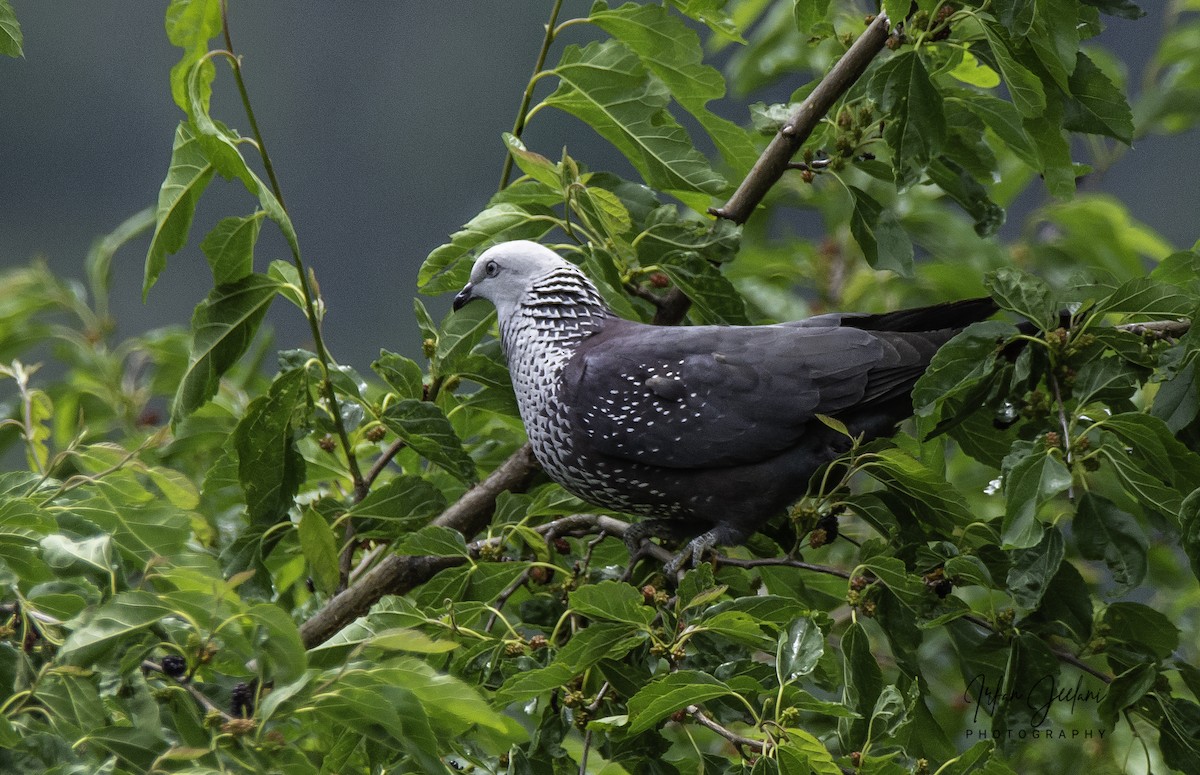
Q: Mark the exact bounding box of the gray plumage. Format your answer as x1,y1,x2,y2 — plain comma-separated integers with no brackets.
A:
453,240,996,571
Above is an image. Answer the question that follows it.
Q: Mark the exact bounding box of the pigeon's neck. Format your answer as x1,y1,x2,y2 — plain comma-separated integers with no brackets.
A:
501,267,612,351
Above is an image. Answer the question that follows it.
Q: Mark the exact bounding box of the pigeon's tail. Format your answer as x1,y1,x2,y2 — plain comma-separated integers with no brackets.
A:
834,297,1000,333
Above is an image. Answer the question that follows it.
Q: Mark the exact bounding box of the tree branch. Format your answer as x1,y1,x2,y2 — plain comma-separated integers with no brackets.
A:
711,13,892,224
299,444,540,648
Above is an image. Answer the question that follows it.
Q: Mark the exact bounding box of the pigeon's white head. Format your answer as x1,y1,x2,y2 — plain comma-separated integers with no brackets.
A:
453,240,587,320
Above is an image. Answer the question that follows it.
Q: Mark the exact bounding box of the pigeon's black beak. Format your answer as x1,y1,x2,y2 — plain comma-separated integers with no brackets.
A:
452,283,475,312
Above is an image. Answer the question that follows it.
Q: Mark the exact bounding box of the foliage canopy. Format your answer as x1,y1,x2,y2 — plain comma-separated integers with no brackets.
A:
4,0,1200,773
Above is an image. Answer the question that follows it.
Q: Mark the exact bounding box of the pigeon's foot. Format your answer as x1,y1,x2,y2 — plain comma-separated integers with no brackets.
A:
663,524,754,577
623,519,692,561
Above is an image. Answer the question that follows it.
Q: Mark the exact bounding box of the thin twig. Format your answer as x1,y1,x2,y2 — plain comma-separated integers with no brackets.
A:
711,13,892,224
143,660,233,721
484,568,531,633
1116,319,1191,339
686,705,765,752
712,555,853,579
362,439,408,492
219,0,365,500
299,445,539,648
961,614,1111,684
499,0,567,190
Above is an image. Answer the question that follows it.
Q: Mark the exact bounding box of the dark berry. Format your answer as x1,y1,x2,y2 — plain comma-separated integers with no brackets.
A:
161,655,187,678
231,681,255,718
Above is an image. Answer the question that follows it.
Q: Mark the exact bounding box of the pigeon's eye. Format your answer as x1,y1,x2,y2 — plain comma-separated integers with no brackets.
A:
484,260,500,278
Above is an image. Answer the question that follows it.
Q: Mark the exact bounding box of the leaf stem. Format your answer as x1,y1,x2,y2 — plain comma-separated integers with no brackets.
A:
218,0,365,499
499,0,566,191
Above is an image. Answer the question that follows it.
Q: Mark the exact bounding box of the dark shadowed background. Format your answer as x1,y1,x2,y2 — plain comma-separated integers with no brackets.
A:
1,2,1195,373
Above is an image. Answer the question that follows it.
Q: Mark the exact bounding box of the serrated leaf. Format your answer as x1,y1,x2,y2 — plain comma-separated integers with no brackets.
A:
984,267,1058,331
587,2,757,173
849,187,913,276
658,251,749,324
233,368,308,529
1100,602,1179,659
777,616,824,683
418,203,556,295
1073,493,1146,592
1005,526,1064,610
59,590,172,665
569,580,655,627
372,350,425,400
172,273,280,422
144,122,217,298
1002,449,1071,549
299,507,340,594
980,21,1046,117
200,212,265,285
541,40,725,197
350,474,446,537
378,400,475,482
1064,52,1134,143
626,671,737,734
393,525,469,558
1098,664,1156,728
777,730,842,775
868,51,946,184
165,0,222,113
0,0,23,57
555,622,646,671
863,448,973,533
502,133,562,190
951,91,1041,169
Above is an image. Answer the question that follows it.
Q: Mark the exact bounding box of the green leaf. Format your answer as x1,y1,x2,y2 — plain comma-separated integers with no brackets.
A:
144,122,217,298
1002,449,1071,549
495,664,575,705
951,91,1041,169
912,320,1012,430
776,617,824,683
927,158,1006,237
1064,52,1134,143
1097,663,1156,728
839,621,883,750
233,368,308,528
776,730,842,775
980,21,1046,117
984,267,1058,331
849,187,914,276
393,525,469,558
372,350,426,400
378,400,476,483
541,40,725,197
793,0,832,37
1095,277,1195,318
1182,488,1200,582
1073,493,1146,592
299,507,340,595
996,633,1060,733
165,0,222,113
40,534,112,580
868,51,946,184
862,448,973,533
59,591,172,665
418,203,556,295
502,133,562,190
200,212,265,286
1153,361,1200,433
350,475,446,537
1005,526,1064,610
586,1,757,173
172,272,281,422
1027,0,1079,92
0,0,23,57
554,621,646,671
626,671,737,734
658,252,750,324
569,580,655,627
1100,602,1180,660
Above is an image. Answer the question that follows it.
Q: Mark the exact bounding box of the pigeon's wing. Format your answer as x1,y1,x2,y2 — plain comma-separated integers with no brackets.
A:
560,321,891,469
